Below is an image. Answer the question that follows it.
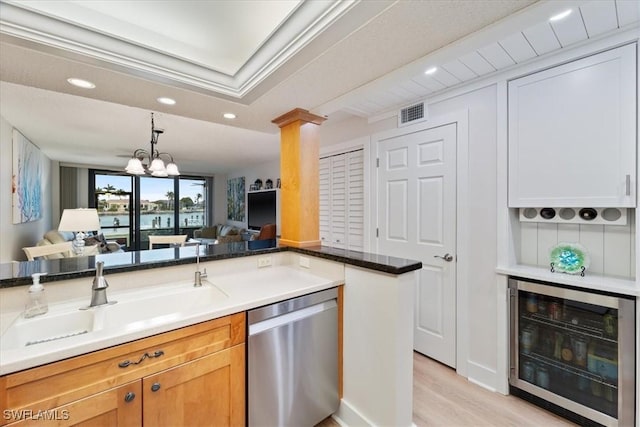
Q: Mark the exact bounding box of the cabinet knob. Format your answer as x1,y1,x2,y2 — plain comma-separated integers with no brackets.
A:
124,392,136,403
151,382,161,392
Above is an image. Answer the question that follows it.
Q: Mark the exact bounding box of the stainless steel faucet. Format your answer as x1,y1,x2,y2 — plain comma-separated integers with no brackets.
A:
85,261,116,308
194,243,207,287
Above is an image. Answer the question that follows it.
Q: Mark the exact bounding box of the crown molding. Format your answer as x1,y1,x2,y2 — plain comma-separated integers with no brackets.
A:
0,0,358,101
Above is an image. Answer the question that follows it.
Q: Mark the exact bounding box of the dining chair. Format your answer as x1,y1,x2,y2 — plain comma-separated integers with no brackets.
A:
256,224,276,240
23,242,73,260
148,234,188,249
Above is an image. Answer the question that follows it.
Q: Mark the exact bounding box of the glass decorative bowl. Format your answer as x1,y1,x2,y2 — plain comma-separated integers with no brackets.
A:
549,242,590,275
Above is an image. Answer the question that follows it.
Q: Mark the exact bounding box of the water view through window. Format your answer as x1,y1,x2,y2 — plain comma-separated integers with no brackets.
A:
93,172,207,249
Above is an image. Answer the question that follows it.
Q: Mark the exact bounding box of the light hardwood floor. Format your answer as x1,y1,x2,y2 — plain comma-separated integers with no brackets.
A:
318,352,577,427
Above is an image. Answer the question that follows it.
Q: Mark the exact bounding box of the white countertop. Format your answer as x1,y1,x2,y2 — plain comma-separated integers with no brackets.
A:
0,266,339,375
496,264,639,297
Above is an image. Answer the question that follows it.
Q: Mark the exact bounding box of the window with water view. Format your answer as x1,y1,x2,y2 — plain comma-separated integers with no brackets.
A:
93,172,208,250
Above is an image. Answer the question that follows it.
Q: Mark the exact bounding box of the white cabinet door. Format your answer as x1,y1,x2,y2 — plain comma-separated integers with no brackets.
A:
508,43,636,207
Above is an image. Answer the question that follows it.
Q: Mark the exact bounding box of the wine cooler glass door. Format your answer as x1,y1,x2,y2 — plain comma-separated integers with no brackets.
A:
509,278,635,427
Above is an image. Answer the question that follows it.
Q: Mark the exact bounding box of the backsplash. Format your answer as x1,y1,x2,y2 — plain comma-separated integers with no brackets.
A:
519,209,635,279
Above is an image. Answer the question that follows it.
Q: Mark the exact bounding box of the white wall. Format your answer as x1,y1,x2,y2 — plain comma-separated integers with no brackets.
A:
428,85,499,388
226,158,280,229
0,115,53,262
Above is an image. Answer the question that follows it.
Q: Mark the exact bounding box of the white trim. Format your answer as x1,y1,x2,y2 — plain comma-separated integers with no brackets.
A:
370,110,470,378
494,80,511,395
0,1,360,101
335,399,376,427
362,137,373,253
319,137,366,157
467,360,499,392
495,275,510,395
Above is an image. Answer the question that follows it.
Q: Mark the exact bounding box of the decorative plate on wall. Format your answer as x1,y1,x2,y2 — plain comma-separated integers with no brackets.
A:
549,242,590,275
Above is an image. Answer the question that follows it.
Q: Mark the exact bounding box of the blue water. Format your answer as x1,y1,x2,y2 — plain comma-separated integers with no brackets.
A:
99,212,204,230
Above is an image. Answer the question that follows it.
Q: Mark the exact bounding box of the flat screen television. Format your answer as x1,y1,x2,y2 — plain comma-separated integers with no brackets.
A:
247,190,276,231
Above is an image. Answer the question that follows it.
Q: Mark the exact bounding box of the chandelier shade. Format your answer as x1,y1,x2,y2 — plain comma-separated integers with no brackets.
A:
125,113,180,176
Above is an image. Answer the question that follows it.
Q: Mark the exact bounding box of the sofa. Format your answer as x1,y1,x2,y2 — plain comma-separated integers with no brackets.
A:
36,230,122,258
193,224,247,244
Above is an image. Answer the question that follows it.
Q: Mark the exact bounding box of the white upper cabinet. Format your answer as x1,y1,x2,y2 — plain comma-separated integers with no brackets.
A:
508,43,636,207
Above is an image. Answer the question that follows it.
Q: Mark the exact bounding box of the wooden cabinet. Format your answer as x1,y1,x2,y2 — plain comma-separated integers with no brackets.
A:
1,314,245,427
319,150,364,250
508,43,636,207
143,344,244,427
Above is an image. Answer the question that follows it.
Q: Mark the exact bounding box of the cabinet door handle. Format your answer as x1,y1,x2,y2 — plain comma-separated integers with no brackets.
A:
124,392,136,403
118,350,165,368
434,253,454,262
151,382,161,392
626,174,631,196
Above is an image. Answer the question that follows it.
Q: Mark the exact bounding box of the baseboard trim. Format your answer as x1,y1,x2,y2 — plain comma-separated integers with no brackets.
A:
335,399,375,427
467,360,498,392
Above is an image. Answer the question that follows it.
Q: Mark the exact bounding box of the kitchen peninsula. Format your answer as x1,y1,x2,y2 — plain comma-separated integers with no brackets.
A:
0,245,421,427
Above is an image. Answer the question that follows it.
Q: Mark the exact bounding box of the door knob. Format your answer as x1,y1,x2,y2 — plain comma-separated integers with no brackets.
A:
124,392,136,402
434,253,454,262
151,382,161,392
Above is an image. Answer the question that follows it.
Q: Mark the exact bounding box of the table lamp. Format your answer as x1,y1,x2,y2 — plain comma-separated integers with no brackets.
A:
58,208,101,255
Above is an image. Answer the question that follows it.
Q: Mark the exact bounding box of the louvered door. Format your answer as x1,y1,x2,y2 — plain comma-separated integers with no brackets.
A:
330,155,347,248
319,150,364,251
319,157,331,245
346,150,364,251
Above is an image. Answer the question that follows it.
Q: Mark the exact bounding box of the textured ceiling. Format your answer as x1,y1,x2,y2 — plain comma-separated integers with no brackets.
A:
2,0,595,175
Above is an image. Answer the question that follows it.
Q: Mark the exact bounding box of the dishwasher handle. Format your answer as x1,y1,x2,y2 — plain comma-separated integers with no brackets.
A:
248,287,338,325
249,299,337,336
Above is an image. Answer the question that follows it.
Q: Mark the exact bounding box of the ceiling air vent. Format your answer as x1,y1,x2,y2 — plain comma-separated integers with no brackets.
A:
398,102,427,127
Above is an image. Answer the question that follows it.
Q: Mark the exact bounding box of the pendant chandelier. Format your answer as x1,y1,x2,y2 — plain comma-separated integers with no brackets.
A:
125,113,180,177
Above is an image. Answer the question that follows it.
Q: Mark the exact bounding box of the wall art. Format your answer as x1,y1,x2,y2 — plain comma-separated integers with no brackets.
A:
227,176,245,222
12,129,42,224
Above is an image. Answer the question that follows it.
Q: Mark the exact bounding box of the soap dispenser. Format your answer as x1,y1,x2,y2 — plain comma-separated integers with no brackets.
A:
24,272,48,318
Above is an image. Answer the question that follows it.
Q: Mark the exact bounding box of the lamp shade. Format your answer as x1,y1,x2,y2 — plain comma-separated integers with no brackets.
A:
125,158,146,175
58,208,101,232
165,162,180,176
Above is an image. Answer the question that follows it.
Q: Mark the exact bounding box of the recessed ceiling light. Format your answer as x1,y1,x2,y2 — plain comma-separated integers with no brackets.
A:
223,113,236,119
67,78,95,89
424,67,438,75
157,97,176,105
549,9,572,22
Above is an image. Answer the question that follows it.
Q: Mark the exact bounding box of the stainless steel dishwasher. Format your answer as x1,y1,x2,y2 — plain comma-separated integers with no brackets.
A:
248,287,339,427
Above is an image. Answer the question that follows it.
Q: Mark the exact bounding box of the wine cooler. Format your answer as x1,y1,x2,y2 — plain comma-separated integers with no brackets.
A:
509,278,635,426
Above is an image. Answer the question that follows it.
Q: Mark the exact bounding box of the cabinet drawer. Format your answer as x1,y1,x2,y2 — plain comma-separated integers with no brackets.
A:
0,313,245,420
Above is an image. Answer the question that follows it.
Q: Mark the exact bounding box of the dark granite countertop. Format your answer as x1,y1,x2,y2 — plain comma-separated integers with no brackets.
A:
0,244,421,288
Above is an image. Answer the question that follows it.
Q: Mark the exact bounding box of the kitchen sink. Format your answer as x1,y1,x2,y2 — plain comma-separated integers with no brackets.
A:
101,280,229,331
1,309,96,349
1,280,228,349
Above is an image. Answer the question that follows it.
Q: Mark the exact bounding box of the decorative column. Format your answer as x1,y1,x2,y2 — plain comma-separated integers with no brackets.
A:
272,108,326,248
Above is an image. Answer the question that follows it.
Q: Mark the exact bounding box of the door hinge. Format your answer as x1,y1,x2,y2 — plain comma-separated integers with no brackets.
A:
376,158,379,168
376,228,379,237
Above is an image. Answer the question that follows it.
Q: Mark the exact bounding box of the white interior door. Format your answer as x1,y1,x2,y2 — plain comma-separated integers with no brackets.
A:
376,123,457,367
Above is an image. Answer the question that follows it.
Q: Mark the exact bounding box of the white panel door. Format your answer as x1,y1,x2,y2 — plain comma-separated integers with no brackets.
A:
377,123,457,367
